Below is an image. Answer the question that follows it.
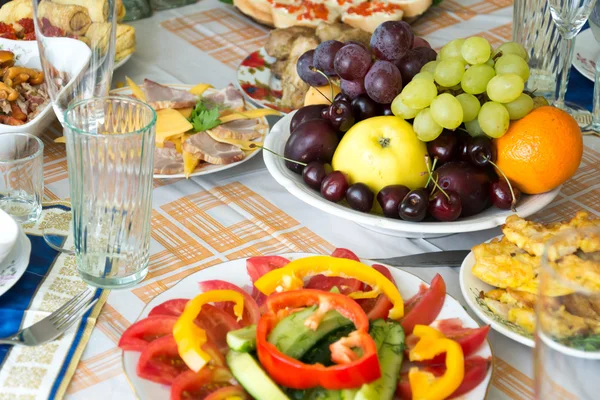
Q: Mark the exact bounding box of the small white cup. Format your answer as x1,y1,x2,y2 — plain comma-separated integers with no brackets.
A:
0,208,18,265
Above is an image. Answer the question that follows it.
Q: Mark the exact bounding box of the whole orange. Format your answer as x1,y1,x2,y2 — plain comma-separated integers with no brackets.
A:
493,106,582,195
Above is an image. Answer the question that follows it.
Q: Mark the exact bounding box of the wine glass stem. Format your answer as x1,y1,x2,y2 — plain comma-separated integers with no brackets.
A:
554,35,575,109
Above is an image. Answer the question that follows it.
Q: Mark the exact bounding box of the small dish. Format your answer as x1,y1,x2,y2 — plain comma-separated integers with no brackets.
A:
0,227,31,298
0,209,18,265
573,28,599,82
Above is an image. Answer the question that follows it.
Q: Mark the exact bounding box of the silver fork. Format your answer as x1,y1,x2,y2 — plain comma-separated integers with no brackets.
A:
0,289,98,346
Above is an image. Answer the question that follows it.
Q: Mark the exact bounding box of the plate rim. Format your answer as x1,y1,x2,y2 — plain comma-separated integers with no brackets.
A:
573,28,598,82
121,252,494,400
114,53,133,70
0,229,31,298
263,111,561,235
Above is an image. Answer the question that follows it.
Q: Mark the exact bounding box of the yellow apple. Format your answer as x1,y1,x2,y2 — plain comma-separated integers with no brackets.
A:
332,116,429,197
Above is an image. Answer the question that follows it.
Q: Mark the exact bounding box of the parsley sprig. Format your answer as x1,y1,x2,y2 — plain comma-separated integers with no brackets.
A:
189,100,221,132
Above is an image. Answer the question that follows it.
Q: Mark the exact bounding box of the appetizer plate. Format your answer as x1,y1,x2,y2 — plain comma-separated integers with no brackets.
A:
110,84,268,179
114,53,132,70
573,28,598,82
0,228,31,298
237,47,292,113
459,242,535,348
122,253,493,400
264,112,561,238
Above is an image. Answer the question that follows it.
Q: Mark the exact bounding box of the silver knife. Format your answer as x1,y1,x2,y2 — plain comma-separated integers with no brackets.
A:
371,250,470,268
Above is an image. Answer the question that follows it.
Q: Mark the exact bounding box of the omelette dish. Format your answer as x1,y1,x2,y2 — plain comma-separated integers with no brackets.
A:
472,212,600,338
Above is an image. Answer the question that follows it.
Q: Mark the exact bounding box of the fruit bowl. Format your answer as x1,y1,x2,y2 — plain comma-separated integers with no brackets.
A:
264,112,561,238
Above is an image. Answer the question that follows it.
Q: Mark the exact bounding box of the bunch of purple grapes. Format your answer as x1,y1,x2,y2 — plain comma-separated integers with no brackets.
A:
297,21,437,105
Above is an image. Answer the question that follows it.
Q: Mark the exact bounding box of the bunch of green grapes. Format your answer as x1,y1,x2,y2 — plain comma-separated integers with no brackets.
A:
391,37,535,142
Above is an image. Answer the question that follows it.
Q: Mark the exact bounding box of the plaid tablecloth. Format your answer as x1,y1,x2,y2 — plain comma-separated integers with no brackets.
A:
19,0,600,398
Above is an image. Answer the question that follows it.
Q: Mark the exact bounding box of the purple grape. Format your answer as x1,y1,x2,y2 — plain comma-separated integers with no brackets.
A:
314,40,344,76
334,44,373,81
346,183,374,213
364,60,403,104
297,50,329,86
345,40,369,51
397,47,438,83
412,36,431,49
370,21,414,63
340,79,366,99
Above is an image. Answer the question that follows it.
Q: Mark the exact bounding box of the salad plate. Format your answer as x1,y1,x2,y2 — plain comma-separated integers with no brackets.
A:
0,228,31,298
263,111,561,238
122,252,493,400
114,53,132,70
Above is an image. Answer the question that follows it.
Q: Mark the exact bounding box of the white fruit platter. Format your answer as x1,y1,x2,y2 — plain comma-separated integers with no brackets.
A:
263,112,561,238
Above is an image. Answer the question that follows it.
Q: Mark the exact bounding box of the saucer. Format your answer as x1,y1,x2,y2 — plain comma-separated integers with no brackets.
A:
573,28,599,82
0,229,31,298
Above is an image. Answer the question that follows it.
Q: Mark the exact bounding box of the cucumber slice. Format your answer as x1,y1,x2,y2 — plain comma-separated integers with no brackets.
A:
227,325,256,352
226,351,290,400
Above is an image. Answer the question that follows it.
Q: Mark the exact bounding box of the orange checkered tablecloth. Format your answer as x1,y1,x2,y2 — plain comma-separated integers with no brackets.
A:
23,0,600,399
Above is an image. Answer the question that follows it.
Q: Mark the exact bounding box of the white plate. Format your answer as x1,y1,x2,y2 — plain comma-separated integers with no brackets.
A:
0,209,18,265
114,53,132,70
0,228,31,298
122,253,493,400
573,28,599,82
459,240,535,348
110,84,268,179
263,112,561,238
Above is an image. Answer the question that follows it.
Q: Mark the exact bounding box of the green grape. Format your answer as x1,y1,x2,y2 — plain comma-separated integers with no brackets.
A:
434,59,466,87
400,78,438,109
495,54,530,81
478,101,510,138
430,93,463,129
485,58,495,67
493,42,529,61
421,60,439,74
486,73,524,103
464,119,486,137
503,93,534,120
391,94,420,119
461,64,495,95
412,71,434,81
439,38,466,62
461,36,491,65
413,108,443,142
456,93,481,122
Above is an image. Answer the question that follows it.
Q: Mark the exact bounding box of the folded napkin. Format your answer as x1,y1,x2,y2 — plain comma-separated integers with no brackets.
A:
0,202,107,400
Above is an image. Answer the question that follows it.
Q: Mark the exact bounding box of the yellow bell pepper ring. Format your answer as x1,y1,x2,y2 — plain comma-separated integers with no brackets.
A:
173,290,245,372
408,325,465,400
253,255,404,319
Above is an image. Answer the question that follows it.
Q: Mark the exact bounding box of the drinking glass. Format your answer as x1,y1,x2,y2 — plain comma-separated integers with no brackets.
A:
548,0,596,122
64,97,156,288
32,0,117,251
534,226,600,399
586,1,600,132
0,133,43,224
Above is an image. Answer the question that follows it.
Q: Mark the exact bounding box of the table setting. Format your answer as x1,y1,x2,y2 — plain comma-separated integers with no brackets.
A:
0,0,598,399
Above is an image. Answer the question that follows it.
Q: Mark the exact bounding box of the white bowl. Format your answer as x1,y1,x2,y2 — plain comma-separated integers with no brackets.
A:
263,112,561,238
0,208,18,265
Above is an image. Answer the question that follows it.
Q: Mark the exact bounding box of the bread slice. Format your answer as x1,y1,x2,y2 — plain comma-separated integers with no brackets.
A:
388,0,432,17
271,1,341,29
233,0,274,26
342,1,404,33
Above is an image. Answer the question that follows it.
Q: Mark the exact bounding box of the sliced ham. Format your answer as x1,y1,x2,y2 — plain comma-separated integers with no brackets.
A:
208,119,266,141
154,147,185,175
183,132,244,165
143,79,198,110
202,84,245,113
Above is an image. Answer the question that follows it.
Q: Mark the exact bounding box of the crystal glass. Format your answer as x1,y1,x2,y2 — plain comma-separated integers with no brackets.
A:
534,226,600,399
547,0,596,121
0,133,43,224
122,0,152,21
150,0,195,11
587,1,600,132
64,97,156,289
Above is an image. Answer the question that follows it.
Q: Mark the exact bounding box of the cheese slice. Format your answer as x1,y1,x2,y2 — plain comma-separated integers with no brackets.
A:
126,76,146,102
177,107,193,119
166,135,184,153
206,131,262,151
189,83,214,96
219,109,281,123
55,136,66,144
156,108,193,146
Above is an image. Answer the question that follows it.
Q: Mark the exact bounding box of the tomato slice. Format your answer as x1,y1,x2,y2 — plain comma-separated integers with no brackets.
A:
137,335,189,385
170,367,235,400
195,304,240,354
119,316,178,352
306,248,363,295
204,385,248,400
149,299,188,317
198,280,261,326
247,256,290,305
356,264,395,320
396,356,491,399
400,274,446,335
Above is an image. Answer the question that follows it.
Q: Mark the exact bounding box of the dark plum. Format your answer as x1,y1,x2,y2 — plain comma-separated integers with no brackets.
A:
297,50,329,86
428,190,462,221
399,188,429,222
321,171,349,202
490,180,521,210
377,185,410,218
351,95,379,122
467,136,496,168
314,40,345,76
284,119,339,174
435,161,491,217
302,161,328,191
346,183,375,212
291,105,328,132
427,130,457,164
340,79,366,99
397,47,438,83
370,21,414,63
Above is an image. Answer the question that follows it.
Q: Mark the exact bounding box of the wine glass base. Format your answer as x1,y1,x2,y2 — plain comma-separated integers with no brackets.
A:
552,101,592,128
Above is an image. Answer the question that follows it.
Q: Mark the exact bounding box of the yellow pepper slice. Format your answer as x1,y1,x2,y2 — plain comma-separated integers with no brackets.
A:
219,108,282,123
190,83,214,96
408,325,465,400
173,290,244,372
253,255,404,319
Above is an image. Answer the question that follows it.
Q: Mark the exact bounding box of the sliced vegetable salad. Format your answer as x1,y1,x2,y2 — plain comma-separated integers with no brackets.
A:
119,249,491,400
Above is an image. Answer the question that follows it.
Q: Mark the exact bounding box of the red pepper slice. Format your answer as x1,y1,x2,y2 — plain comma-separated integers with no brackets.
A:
256,289,381,390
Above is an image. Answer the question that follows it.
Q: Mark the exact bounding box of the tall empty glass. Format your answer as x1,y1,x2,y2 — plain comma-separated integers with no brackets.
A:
64,97,156,288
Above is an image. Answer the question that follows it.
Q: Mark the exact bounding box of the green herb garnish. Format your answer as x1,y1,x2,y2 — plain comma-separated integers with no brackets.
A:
556,334,600,352
189,100,221,132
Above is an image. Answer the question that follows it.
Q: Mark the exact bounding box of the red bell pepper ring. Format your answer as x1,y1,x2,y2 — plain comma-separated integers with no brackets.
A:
256,289,381,390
